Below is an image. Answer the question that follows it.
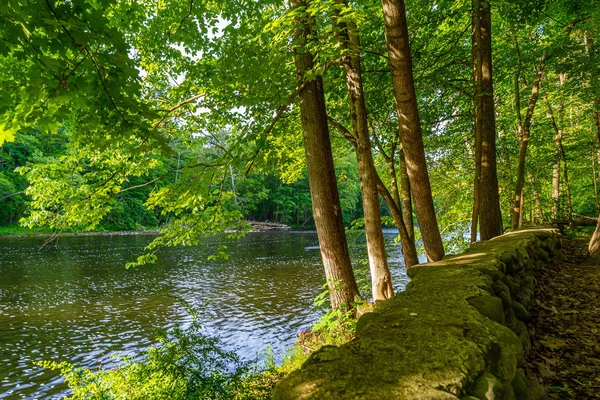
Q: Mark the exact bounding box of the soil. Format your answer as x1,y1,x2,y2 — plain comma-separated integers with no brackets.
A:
528,237,600,399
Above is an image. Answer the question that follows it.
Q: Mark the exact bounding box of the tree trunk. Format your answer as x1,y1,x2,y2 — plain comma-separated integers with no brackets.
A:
472,0,503,240
563,154,573,224
592,108,600,255
528,172,543,223
552,160,560,219
375,174,420,267
592,151,599,211
333,0,393,301
381,0,444,262
398,147,415,242
511,53,546,230
546,90,572,223
596,109,600,211
518,186,525,228
589,217,600,255
289,0,360,309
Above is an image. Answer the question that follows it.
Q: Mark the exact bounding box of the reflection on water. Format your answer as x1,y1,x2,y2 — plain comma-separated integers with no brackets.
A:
0,230,412,399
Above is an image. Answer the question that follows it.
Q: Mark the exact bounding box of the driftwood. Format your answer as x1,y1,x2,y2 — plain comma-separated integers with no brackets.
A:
247,221,291,231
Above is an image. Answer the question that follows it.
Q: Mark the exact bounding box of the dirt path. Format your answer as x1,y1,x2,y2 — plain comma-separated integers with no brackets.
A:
528,237,600,399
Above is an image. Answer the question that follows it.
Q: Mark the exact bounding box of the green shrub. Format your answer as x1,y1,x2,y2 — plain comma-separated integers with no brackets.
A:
37,316,253,399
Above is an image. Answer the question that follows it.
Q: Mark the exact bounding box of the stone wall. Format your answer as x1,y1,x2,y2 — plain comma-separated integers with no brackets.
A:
274,227,564,400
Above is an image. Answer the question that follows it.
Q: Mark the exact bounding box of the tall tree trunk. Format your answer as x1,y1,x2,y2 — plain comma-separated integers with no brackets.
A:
591,108,600,255
562,154,573,223
596,109,600,211
375,175,420,267
546,90,573,223
398,147,415,242
511,52,546,230
472,0,503,240
592,151,599,211
368,124,419,267
528,172,543,223
289,0,360,309
552,161,560,219
381,0,444,262
518,186,525,227
332,0,393,300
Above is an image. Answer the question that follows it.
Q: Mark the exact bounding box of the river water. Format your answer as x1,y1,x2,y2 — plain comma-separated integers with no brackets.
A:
0,230,414,399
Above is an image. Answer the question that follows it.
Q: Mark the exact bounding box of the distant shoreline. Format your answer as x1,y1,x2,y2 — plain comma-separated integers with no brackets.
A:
0,221,296,239
0,229,161,238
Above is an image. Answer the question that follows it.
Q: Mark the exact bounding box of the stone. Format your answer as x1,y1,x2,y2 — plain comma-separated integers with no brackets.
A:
511,301,530,321
514,320,531,356
469,296,505,325
503,276,521,296
515,290,533,310
489,322,525,366
496,347,517,382
493,281,512,307
273,227,561,400
470,372,503,400
512,369,528,400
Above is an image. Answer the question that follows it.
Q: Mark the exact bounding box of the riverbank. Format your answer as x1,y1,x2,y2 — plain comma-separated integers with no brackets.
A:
0,226,160,238
0,221,294,238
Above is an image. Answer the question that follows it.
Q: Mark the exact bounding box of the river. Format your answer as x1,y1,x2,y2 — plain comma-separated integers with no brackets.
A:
0,229,416,399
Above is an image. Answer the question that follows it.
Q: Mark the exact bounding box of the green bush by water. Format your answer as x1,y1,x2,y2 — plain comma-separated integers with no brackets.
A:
37,315,284,399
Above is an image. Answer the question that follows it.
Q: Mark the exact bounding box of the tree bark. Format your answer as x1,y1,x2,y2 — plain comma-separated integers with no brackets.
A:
511,53,546,230
381,0,444,261
592,151,599,211
398,147,415,242
368,124,419,268
552,160,560,219
289,0,360,309
592,108,600,255
596,109,600,211
528,172,543,224
472,0,503,240
518,186,525,227
375,174,420,267
332,0,393,300
546,90,573,223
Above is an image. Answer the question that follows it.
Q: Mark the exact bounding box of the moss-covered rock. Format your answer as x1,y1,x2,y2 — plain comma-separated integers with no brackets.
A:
511,301,530,322
512,369,528,400
470,372,503,399
273,227,560,400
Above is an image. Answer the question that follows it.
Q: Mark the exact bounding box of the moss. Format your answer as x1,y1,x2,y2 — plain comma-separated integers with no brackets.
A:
273,227,559,400
470,372,503,399
468,296,505,325
511,301,530,322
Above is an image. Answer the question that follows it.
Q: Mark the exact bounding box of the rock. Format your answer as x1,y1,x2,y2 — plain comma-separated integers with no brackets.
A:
503,275,521,296
469,296,505,324
502,384,516,400
488,343,517,382
511,301,530,321
489,322,525,366
470,372,503,399
493,281,512,307
515,290,533,310
514,320,531,356
512,369,528,400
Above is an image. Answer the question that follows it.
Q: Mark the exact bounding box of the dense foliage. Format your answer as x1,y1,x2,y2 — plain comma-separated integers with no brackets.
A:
1,0,600,396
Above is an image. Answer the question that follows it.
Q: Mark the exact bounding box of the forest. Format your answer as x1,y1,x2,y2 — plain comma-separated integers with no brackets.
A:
0,0,599,398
